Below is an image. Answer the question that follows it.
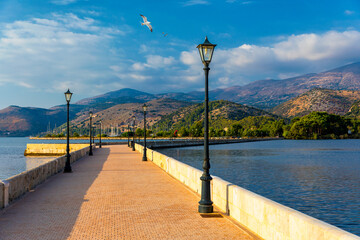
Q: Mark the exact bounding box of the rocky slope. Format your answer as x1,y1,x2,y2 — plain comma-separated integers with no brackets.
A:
271,88,360,118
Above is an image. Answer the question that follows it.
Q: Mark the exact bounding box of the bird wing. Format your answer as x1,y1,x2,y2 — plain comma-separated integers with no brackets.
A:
147,23,153,32
140,14,147,22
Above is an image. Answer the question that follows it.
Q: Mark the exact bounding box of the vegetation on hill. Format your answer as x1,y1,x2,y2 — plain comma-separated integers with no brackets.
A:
346,101,360,119
154,100,276,132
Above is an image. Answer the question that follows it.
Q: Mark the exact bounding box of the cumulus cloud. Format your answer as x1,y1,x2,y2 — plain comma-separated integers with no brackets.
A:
178,30,360,88
1,12,360,104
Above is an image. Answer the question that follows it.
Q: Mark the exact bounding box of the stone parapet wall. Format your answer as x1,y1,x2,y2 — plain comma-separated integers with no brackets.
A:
135,143,360,240
0,182,4,209
0,146,90,208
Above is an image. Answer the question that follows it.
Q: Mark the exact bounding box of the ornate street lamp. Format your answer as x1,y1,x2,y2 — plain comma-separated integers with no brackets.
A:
197,36,216,213
64,89,73,173
132,115,136,151
99,120,102,148
89,111,93,156
142,104,148,161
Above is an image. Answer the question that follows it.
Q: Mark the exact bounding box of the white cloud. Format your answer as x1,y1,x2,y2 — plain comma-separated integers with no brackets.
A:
51,0,77,5
226,0,253,4
131,55,176,70
183,0,210,6
273,31,360,61
132,63,146,71
345,10,355,15
180,50,199,65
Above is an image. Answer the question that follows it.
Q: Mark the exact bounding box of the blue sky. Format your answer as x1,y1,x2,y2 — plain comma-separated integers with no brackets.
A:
0,0,360,109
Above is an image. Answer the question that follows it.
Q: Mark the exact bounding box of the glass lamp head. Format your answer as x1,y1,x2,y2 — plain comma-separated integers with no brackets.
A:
143,104,147,112
64,89,73,103
197,36,216,65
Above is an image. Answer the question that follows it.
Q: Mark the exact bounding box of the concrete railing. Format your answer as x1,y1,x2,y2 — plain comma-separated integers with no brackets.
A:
0,146,91,209
135,143,360,240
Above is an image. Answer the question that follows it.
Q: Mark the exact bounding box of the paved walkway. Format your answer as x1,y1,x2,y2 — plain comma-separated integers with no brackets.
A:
0,145,254,240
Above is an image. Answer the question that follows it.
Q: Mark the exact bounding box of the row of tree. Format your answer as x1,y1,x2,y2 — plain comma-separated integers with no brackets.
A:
41,111,360,140
146,112,360,139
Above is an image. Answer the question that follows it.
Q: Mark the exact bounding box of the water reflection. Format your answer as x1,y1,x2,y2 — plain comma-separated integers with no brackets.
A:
158,139,360,236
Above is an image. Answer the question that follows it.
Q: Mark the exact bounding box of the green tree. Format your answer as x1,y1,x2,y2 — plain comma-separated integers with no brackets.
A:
190,121,203,137
136,128,144,137
179,127,189,137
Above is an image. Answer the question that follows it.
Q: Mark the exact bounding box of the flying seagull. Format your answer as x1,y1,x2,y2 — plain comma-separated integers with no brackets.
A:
140,14,153,32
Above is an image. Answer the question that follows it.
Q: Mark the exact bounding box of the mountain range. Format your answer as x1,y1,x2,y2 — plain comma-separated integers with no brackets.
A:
1,62,360,136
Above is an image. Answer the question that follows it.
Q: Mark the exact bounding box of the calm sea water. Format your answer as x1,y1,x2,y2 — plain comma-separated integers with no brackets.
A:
0,137,127,180
158,139,360,236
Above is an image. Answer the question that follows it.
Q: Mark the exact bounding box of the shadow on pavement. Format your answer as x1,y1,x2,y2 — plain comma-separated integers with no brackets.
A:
0,147,110,240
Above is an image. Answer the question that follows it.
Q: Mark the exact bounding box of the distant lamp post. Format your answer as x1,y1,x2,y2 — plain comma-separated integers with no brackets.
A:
142,104,148,161
197,36,216,213
89,111,93,156
99,120,102,148
132,116,136,151
64,89,73,173
92,126,95,144
127,124,130,147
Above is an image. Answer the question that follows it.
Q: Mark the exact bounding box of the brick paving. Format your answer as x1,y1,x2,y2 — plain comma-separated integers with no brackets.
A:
0,145,254,240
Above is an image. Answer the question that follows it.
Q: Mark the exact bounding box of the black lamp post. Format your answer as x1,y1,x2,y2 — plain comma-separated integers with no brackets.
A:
99,120,102,148
89,111,93,156
64,89,73,173
132,116,136,151
127,124,130,147
142,104,148,161
197,36,216,213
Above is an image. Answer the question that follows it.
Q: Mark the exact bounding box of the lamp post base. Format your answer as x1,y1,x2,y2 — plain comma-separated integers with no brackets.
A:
64,166,72,173
198,204,213,213
142,156,147,161
64,154,72,173
198,174,213,213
